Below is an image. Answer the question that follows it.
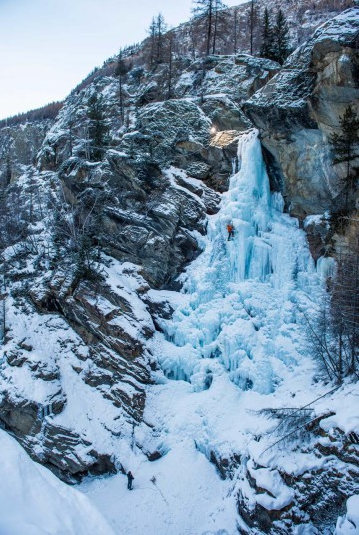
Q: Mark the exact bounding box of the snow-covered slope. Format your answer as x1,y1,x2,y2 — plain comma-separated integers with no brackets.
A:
0,429,114,535
336,495,359,535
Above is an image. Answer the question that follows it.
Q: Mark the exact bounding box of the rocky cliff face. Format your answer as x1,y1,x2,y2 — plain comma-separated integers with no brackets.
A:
245,7,359,219
0,121,53,186
0,6,358,533
0,52,277,481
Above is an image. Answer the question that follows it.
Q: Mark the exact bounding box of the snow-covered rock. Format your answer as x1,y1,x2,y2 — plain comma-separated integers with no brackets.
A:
245,7,359,217
0,121,52,183
336,495,359,534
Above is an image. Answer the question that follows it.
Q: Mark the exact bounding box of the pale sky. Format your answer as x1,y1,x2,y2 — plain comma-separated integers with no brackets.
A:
1,0,241,119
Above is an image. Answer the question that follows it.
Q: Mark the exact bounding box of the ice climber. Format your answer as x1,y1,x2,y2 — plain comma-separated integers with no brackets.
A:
127,471,134,490
227,223,235,241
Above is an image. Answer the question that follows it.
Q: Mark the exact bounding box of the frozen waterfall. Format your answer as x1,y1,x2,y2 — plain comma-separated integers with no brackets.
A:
152,129,321,395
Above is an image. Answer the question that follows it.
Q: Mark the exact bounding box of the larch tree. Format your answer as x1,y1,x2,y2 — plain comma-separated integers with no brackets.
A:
233,7,240,54
188,20,198,59
305,222,359,383
148,17,157,66
115,49,128,121
212,0,229,54
156,13,167,63
147,14,168,65
329,105,359,209
192,0,227,56
166,30,175,100
248,0,258,55
330,240,359,380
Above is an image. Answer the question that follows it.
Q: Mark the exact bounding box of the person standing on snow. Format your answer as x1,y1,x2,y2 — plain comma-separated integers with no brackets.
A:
127,471,134,490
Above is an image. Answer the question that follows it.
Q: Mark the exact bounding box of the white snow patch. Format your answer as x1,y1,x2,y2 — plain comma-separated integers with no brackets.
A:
0,430,114,535
336,495,359,535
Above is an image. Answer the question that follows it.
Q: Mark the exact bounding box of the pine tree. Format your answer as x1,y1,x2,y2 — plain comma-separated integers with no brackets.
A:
274,9,290,65
115,49,128,121
192,0,227,56
248,0,258,56
87,94,108,162
260,8,275,60
148,17,157,66
329,105,359,208
156,13,167,63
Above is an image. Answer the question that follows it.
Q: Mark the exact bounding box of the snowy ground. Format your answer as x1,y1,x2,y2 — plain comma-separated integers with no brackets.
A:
0,430,114,535
81,434,238,535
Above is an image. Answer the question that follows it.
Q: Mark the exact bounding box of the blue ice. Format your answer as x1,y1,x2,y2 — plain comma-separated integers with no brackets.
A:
157,130,321,395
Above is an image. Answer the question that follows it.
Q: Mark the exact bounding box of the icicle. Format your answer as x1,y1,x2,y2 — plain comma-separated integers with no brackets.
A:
231,157,237,176
271,192,285,213
316,256,336,280
38,404,53,421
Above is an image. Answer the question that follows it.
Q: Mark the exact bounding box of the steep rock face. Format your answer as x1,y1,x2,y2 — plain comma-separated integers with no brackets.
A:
36,54,278,288
38,54,278,174
0,51,278,481
0,121,53,186
245,7,359,217
0,256,157,482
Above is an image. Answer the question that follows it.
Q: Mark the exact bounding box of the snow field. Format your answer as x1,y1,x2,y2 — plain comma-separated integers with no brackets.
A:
81,437,238,535
0,430,114,535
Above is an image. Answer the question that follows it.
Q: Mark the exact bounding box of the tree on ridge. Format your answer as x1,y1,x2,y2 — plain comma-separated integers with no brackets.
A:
192,0,228,56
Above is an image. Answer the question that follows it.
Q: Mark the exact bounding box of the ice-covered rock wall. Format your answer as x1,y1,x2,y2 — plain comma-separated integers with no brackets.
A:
153,130,320,395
